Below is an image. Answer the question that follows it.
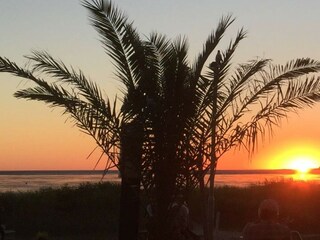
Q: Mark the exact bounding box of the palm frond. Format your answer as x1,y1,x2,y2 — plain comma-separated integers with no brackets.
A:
148,33,175,97
191,28,247,129
267,58,320,82
173,36,190,97
182,29,247,158
205,27,247,91
82,0,144,91
217,58,270,118
1,55,121,167
27,51,108,112
148,32,172,59
255,76,320,123
220,76,320,155
14,86,79,108
192,15,235,82
226,58,320,130
0,56,66,96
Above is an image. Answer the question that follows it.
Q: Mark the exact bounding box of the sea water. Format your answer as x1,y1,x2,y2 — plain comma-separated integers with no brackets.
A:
0,170,120,192
0,169,319,192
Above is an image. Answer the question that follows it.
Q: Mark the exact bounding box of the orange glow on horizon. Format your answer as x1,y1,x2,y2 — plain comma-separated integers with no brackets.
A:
288,157,318,173
292,172,313,181
266,142,320,171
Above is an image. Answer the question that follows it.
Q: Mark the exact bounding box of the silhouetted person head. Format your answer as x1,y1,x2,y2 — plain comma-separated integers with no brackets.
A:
242,199,291,240
258,199,279,221
174,193,185,205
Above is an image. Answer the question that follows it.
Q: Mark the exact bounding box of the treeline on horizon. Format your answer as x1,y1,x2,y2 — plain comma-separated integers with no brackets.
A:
0,180,319,239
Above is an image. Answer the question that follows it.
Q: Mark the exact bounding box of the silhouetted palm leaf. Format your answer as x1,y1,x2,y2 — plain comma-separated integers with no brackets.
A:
192,15,234,82
0,55,121,169
82,0,144,93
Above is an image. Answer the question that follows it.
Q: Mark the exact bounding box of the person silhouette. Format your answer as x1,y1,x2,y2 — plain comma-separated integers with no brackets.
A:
168,194,190,240
242,199,291,240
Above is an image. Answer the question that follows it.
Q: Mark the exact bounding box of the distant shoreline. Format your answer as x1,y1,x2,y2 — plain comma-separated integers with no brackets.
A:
0,168,319,175
0,170,113,175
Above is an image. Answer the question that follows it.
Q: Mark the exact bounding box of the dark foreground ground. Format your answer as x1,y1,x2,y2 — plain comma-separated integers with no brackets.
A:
1,180,320,239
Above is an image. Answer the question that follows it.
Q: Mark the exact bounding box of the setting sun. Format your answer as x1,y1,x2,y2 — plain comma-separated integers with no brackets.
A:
287,156,318,173
266,142,320,171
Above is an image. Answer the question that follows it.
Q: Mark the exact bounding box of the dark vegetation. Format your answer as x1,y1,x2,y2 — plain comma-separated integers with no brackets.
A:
0,183,120,239
213,180,320,234
0,180,319,239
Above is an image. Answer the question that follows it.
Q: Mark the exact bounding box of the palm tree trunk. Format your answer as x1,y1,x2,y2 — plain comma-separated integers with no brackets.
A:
208,62,219,240
199,171,209,240
154,152,177,240
119,121,143,240
152,114,179,240
208,161,217,240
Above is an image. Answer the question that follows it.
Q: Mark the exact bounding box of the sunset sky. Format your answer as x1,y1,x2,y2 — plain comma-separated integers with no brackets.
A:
1,1,320,170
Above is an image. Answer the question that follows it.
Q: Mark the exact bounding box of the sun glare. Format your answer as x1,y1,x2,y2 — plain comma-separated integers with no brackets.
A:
267,142,320,172
288,156,318,173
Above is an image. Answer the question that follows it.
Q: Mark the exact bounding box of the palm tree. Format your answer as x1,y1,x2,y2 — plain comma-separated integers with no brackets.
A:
181,46,320,240
2,1,320,240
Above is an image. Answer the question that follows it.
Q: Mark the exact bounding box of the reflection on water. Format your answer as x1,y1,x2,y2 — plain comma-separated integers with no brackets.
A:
209,170,320,187
0,169,319,192
292,171,318,181
0,172,121,192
